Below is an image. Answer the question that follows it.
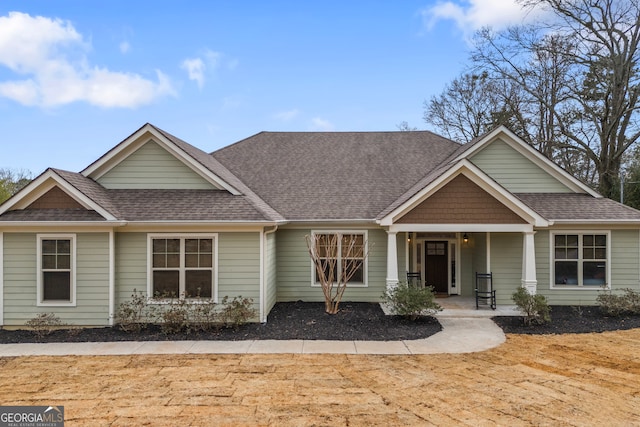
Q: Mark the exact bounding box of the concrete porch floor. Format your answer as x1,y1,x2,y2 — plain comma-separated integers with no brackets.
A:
435,295,520,318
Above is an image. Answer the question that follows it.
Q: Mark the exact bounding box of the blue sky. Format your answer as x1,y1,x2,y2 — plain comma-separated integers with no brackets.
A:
0,1,531,175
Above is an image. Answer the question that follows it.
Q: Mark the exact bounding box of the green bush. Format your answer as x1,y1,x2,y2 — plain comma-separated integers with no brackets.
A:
596,288,640,317
116,289,155,332
381,282,442,321
25,313,65,339
512,287,551,325
219,296,257,329
116,290,256,334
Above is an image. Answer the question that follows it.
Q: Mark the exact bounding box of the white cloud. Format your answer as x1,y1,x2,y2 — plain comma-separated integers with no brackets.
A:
0,11,175,108
181,49,225,89
423,0,531,37
273,109,300,122
310,117,334,131
181,57,206,89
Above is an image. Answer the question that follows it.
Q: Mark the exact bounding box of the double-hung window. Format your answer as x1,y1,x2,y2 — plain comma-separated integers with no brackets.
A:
149,235,217,300
311,231,367,287
552,232,609,288
37,234,75,306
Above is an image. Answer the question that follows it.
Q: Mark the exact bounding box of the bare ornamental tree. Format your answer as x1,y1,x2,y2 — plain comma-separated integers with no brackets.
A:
305,233,372,314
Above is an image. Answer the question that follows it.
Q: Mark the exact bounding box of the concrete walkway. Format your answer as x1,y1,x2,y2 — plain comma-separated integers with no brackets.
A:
0,317,506,357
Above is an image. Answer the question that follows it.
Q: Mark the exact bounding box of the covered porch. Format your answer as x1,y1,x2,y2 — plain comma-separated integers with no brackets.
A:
384,227,539,307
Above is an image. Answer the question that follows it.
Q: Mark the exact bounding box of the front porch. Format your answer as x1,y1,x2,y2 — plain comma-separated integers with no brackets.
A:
386,230,538,306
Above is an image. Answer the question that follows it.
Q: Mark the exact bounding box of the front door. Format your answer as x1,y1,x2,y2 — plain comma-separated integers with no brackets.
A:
425,241,448,293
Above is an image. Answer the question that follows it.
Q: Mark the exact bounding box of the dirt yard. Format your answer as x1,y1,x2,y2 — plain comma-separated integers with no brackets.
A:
1,330,640,426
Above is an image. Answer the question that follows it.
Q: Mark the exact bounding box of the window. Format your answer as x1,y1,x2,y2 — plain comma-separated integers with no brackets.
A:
149,235,217,300
552,232,608,288
311,231,367,286
37,234,75,306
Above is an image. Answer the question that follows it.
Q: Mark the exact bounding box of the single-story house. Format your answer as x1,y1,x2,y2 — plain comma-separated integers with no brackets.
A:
1,123,639,326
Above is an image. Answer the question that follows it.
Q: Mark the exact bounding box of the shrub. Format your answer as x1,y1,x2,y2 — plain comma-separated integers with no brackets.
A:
219,296,257,329
512,287,551,326
116,289,155,332
597,288,640,317
25,313,65,339
381,282,442,321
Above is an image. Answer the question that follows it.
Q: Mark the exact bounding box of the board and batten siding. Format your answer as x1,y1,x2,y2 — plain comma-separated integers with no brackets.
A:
470,138,572,193
3,232,110,326
97,141,215,189
276,228,388,303
536,229,640,305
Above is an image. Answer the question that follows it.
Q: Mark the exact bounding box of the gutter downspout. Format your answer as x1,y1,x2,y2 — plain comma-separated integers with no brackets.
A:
261,225,278,323
108,229,115,326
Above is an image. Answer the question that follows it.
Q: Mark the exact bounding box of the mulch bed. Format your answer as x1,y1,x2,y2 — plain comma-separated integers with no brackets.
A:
493,305,640,334
0,301,441,344
2,303,640,344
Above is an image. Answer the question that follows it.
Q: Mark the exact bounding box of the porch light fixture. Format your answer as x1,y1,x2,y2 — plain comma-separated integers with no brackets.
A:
463,233,469,243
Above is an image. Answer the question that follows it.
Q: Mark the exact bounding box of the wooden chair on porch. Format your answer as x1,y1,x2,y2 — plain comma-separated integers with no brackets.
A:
475,272,496,310
406,272,422,287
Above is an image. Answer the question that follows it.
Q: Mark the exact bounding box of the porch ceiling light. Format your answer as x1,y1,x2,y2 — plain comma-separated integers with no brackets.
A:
463,233,469,243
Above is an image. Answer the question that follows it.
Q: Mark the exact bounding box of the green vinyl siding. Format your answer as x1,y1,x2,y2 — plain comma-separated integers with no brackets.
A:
470,138,572,193
3,232,110,326
114,232,261,317
537,229,640,305
115,232,147,304
217,233,261,308
97,141,215,189
489,233,523,305
276,228,387,303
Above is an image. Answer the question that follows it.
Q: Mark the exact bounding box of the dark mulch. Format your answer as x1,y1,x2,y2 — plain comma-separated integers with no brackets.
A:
3,303,640,344
493,305,640,334
0,301,442,344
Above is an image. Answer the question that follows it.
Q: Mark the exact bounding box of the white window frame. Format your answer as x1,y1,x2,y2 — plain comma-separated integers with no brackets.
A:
147,233,219,302
310,230,368,288
37,233,76,307
549,230,611,290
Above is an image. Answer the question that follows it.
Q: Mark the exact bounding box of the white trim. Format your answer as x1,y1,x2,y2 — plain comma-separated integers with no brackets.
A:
379,160,548,227
549,230,611,290
310,230,369,288
36,233,77,307
108,229,115,326
486,232,491,274
81,124,241,195
261,226,278,323
146,233,219,302
0,232,3,326
0,170,117,220
454,126,600,197
390,224,534,233
260,228,265,323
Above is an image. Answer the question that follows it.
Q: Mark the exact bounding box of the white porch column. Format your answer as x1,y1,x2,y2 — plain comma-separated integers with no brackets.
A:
386,231,399,290
522,231,537,294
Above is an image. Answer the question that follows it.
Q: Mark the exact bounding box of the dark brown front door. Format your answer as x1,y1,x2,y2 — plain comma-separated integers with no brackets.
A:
425,241,448,293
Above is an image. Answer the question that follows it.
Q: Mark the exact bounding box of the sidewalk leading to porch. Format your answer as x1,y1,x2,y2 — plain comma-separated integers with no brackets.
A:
436,295,520,318
0,316,506,357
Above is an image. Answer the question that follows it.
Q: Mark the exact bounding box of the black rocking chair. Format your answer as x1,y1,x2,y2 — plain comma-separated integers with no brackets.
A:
475,272,496,310
406,272,422,287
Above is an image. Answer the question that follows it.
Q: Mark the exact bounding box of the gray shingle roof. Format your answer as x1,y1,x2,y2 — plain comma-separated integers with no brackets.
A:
109,189,269,221
212,131,461,220
515,193,640,221
0,208,104,221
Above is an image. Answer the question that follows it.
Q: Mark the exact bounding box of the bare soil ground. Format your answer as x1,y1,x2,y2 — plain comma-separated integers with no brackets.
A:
2,328,640,426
